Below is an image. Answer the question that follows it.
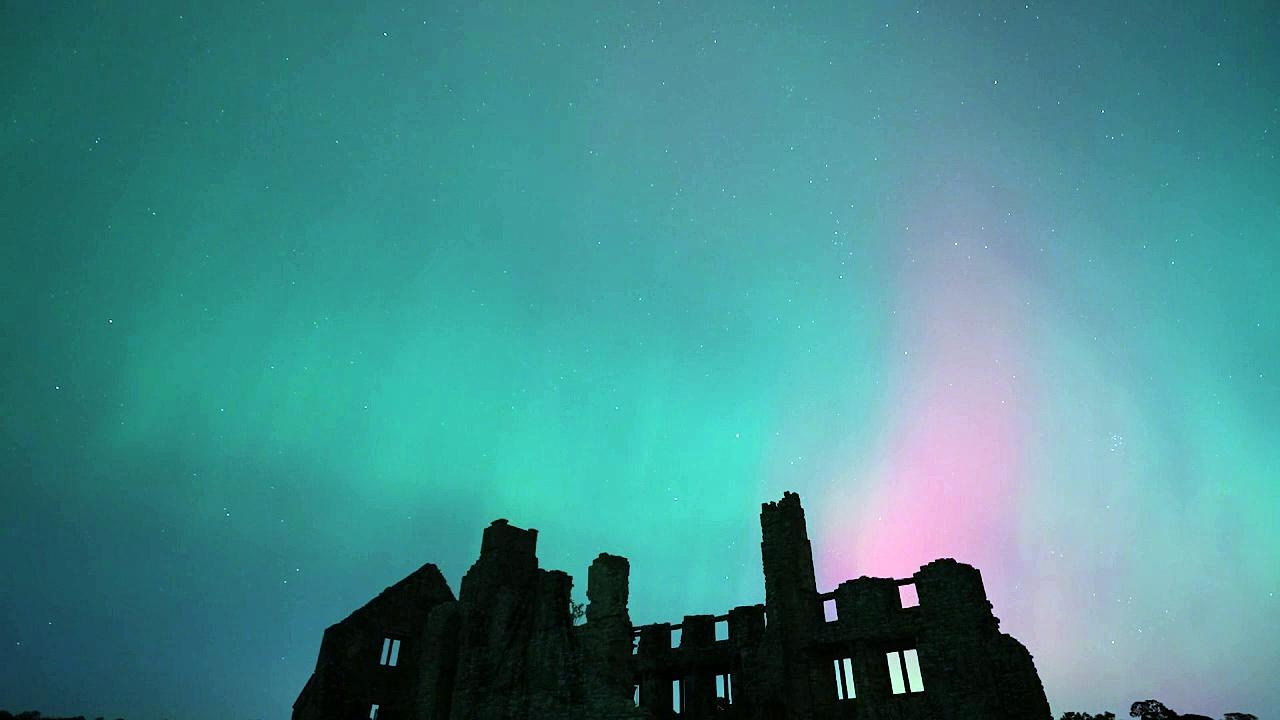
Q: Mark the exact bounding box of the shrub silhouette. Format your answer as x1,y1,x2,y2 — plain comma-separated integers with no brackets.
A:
1128,700,1255,720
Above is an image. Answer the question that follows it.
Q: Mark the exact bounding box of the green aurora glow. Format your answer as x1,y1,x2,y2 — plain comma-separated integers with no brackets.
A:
1,2,1277,718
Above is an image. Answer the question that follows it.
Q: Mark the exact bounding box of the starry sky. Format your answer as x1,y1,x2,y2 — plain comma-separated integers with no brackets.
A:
1,1,1277,718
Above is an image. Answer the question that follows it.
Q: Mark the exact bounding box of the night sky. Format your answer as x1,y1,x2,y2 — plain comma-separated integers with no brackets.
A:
2,1,1278,718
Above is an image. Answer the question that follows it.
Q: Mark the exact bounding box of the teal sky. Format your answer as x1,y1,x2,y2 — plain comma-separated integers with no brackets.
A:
1,2,1277,718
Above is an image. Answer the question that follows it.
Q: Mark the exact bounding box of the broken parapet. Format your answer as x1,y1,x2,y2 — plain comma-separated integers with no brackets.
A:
294,493,1051,720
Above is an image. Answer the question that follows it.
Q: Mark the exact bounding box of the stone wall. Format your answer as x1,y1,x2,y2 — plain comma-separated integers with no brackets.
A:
629,500,1051,720
294,494,1050,720
292,563,455,720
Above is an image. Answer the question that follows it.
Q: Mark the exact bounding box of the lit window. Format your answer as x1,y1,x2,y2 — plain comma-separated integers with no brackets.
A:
379,637,402,667
833,657,856,700
886,649,924,694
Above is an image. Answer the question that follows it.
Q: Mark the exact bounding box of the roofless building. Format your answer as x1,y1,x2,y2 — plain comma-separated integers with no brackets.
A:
293,492,1051,719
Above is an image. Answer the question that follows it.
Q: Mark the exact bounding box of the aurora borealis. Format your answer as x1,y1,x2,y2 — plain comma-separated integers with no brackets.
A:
2,1,1278,718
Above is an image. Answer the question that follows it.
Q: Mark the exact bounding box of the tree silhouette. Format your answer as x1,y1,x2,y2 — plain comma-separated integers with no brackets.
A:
1128,700,1255,720
1131,700,1177,720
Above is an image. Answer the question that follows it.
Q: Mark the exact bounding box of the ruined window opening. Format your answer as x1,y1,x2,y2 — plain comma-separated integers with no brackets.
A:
833,657,856,700
886,651,906,694
673,679,684,714
633,684,640,707
369,703,380,719
887,649,924,694
715,619,729,641
671,627,682,648
715,672,734,705
823,598,838,622
903,648,925,692
379,637,401,667
898,583,919,608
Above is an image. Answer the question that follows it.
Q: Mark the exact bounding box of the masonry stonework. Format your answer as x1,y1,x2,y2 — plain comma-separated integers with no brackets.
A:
294,492,1051,720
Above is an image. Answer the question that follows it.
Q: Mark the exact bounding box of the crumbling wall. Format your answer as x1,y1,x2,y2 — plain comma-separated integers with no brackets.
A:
292,562,455,720
295,494,1050,720
412,601,461,720
447,519,564,720
626,503,1051,720
579,553,644,719
336,520,645,720
759,491,822,719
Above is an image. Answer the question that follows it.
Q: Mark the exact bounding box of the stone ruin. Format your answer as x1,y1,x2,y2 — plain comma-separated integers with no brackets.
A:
293,492,1051,719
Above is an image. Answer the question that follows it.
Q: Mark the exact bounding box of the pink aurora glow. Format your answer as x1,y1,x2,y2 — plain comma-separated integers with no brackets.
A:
819,205,1036,586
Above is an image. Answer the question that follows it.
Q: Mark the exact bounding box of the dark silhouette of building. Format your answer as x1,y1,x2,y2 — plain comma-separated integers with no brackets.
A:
293,492,1051,719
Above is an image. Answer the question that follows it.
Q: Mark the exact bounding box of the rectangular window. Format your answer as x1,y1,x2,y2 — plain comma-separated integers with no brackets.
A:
379,637,401,667
833,657,856,699
887,652,906,694
673,679,683,714
715,618,729,641
903,648,925,692
715,673,733,705
671,627,682,648
899,583,919,608
887,650,924,694
633,684,640,707
369,703,380,719
823,598,838,622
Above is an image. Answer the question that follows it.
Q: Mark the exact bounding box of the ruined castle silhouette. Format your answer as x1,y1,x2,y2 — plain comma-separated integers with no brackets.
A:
293,492,1051,719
